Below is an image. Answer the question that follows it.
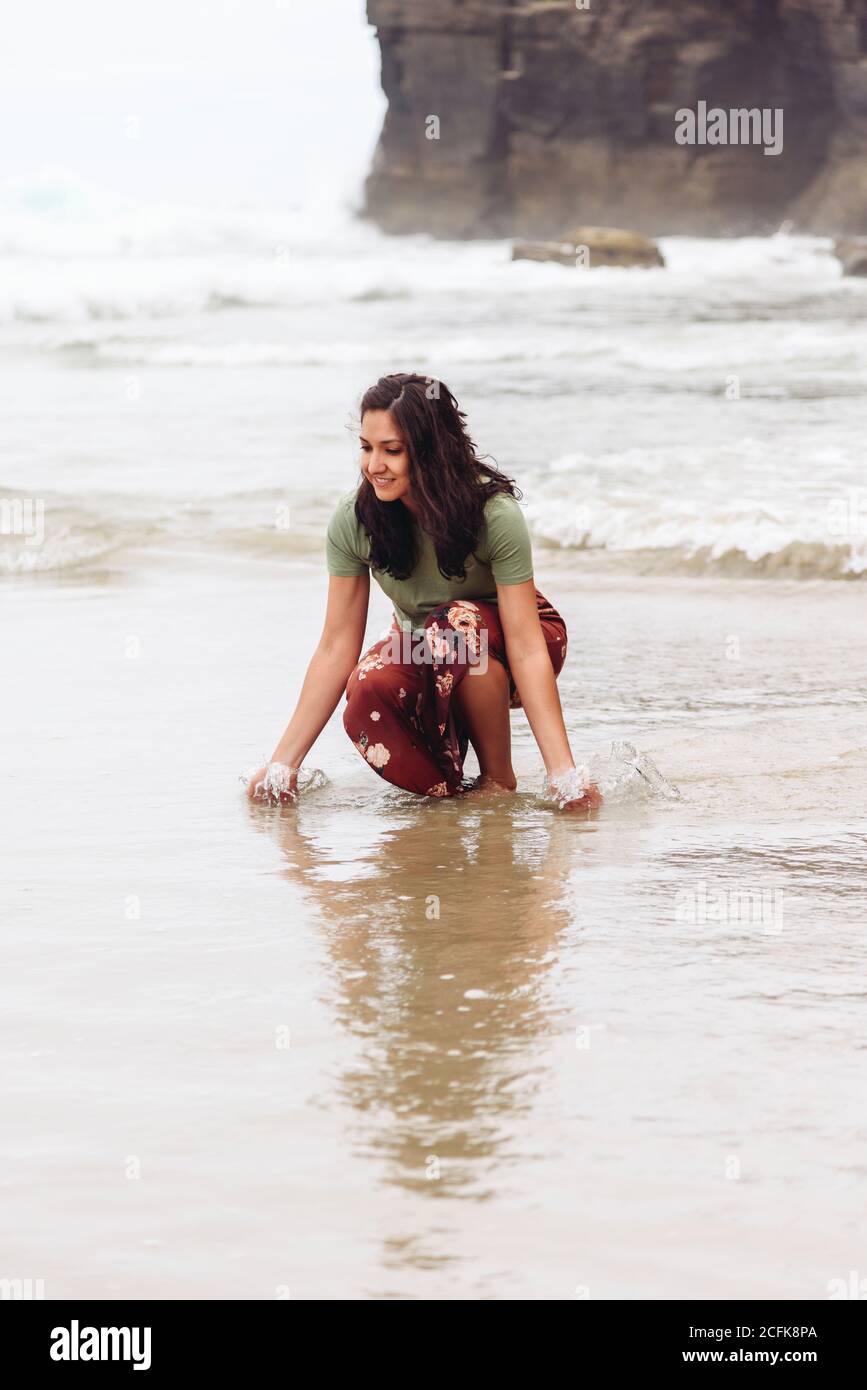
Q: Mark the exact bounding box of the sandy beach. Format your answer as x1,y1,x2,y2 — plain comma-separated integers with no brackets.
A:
3,542,866,1298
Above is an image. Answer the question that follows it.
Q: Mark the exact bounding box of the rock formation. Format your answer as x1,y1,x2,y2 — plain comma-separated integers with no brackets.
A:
513,226,665,267
363,0,867,238
835,235,867,273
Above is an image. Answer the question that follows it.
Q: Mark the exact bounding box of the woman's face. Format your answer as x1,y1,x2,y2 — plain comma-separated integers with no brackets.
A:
360,410,413,505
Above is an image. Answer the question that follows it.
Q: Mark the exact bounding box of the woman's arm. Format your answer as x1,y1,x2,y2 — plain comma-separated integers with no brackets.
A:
496,579,600,809
248,572,370,801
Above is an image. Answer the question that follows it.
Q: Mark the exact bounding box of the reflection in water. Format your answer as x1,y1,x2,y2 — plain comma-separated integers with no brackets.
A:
250,792,597,1202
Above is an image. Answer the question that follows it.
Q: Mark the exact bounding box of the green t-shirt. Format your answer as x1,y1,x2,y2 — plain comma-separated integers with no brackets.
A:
326,489,535,630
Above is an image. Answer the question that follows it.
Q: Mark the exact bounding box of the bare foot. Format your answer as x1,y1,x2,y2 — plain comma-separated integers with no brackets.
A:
466,772,518,797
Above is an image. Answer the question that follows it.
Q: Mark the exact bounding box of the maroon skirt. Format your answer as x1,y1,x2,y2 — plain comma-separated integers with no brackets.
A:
343,591,567,798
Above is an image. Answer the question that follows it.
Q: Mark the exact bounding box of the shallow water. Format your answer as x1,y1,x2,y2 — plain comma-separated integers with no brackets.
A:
3,559,866,1297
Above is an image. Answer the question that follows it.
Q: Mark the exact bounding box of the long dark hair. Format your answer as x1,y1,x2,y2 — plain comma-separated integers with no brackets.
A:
355,373,519,581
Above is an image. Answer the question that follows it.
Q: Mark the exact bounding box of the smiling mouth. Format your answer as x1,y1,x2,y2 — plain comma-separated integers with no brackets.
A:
370,475,395,486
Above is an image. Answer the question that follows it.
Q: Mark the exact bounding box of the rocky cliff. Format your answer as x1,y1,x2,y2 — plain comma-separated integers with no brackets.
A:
363,0,867,237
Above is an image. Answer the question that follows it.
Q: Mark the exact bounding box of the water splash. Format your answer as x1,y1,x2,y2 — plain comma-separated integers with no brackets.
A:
240,764,329,801
296,768,329,795
540,741,682,807
590,741,683,803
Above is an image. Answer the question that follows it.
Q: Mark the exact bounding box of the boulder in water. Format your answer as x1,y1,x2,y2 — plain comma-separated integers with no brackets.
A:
512,240,580,267
835,237,867,276
512,226,664,269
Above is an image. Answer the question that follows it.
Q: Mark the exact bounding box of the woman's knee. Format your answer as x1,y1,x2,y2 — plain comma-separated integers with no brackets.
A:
423,598,495,667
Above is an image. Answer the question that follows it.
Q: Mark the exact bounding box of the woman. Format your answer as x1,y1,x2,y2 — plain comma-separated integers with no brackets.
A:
247,373,600,813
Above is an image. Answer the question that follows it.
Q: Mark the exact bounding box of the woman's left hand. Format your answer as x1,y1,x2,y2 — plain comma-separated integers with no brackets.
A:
559,781,603,815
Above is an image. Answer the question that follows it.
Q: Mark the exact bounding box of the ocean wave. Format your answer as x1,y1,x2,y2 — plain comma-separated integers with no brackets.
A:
3,171,866,334
3,483,865,582
0,526,120,576
556,538,867,580
0,487,328,578
0,272,302,325
19,331,577,369
525,487,867,579
0,170,355,260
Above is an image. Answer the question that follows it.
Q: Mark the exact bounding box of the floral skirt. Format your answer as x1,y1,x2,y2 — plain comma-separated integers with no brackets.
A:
343,591,567,798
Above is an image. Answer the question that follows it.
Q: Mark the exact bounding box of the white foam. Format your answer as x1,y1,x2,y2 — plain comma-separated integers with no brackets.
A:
523,441,867,576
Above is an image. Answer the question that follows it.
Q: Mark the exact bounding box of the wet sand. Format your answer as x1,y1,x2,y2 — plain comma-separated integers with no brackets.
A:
3,553,866,1297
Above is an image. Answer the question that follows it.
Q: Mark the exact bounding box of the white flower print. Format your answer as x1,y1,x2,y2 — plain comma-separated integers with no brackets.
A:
365,743,391,768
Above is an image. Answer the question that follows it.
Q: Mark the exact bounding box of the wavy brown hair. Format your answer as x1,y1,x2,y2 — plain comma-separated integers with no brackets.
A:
355,373,519,581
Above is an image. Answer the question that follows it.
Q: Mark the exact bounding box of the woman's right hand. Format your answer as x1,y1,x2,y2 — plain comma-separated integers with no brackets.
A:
246,763,299,805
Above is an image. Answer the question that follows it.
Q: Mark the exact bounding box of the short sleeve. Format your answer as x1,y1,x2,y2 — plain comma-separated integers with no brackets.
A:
326,495,368,577
483,495,534,585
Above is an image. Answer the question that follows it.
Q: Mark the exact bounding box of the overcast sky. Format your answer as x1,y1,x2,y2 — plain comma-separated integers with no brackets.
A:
0,0,385,207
